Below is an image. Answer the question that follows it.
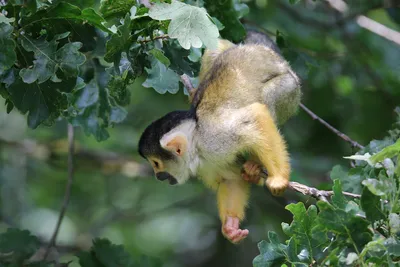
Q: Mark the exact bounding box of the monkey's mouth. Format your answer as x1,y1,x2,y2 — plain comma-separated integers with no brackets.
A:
156,172,178,185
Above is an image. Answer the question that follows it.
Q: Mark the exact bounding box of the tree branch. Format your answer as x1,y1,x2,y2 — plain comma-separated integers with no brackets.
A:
258,170,360,201
326,0,400,46
138,34,169,44
299,103,364,149
0,136,152,177
43,124,75,260
180,74,196,95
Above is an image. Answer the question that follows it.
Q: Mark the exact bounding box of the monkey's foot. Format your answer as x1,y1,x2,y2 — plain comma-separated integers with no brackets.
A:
266,176,289,196
222,216,249,244
241,161,261,184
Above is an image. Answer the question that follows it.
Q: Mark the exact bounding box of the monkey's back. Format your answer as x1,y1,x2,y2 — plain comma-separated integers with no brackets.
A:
196,43,301,124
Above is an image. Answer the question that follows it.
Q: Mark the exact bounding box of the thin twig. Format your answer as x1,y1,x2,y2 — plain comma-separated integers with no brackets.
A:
258,171,361,201
138,34,169,44
299,103,364,149
180,74,196,93
326,0,400,46
43,124,75,260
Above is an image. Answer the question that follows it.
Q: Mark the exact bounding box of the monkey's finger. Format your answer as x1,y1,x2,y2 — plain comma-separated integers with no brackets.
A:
232,229,249,243
232,217,239,229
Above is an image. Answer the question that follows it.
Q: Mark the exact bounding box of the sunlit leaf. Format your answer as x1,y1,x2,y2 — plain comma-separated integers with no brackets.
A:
149,0,219,49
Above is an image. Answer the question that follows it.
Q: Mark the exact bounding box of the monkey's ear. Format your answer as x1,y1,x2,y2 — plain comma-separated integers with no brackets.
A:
160,133,188,156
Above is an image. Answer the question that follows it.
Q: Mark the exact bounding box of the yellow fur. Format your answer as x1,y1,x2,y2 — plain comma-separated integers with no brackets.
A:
191,38,299,233
217,179,250,223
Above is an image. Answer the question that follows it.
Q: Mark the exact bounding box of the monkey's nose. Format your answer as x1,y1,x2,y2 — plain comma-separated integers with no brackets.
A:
156,172,170,181
156,172,178,185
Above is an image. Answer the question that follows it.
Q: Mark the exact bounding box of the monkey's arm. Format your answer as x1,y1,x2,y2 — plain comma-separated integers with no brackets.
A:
217,179,250,243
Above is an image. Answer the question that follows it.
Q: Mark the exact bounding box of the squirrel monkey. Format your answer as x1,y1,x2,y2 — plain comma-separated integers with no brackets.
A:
138,31,301,244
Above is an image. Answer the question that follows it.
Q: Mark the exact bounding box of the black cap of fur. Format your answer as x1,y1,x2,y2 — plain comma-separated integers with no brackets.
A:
138,109,196,160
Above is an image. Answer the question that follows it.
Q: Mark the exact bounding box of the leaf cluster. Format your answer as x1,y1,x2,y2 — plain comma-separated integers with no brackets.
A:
254,115,400,266
0,228,160,267
0,0,248,141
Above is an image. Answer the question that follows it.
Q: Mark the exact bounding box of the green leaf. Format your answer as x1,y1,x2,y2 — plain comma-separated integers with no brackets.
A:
149,0,219,49
142,56,180,94
69,70,127,141
19,33,85,84
100,0,136,19
92,239,135,267
188,47,202,62
71,105,110,141
360,187,386,222
204,0,248,42
331,179,348,209
389,213,400,234
210,16,225,31
67,0,96,9
148,48,171,67
370,138,400,163
282,203,322,263
0,228,40,263
163,41,198,76
75,79,99,109
8,72,76,128
289,0,301,4
56,42,86,77
330,165,363,194
0,23,17,76
104,13,132,63
385,237,400,256
22,2,111,33
253,232,286,267
362,178,391,197
317,200,372,254
0,13,15,25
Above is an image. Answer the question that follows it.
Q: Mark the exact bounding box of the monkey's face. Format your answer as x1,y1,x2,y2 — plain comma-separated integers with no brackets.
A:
138,113,196,186
147,154,191,185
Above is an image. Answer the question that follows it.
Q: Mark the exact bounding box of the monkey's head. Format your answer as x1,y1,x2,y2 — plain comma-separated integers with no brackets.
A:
138,110,196,185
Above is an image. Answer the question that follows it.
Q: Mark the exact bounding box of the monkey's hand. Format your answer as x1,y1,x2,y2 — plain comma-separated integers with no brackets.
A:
222,216,249,244
241,160,262,184
241,161,288,196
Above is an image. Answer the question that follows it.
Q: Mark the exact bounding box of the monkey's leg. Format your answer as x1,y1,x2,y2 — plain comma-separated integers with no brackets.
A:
246,103,290,195
217,180,250,244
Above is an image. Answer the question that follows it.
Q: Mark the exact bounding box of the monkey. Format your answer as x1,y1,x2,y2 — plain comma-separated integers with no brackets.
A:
138,30,301,244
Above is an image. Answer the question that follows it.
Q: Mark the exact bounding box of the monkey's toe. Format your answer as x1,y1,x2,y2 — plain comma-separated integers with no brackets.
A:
222,216,249,244
266,176,289,196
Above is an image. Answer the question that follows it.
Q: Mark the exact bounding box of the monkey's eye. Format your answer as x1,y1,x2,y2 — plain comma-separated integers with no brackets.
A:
153,161,159,168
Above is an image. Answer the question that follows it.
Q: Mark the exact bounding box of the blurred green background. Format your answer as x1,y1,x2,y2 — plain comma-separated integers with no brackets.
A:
1,0,400,266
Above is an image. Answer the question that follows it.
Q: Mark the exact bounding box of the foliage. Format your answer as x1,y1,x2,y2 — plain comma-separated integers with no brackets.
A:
254,121,400,266
1,0,400,267
0,0,238,141
0,228,160,267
